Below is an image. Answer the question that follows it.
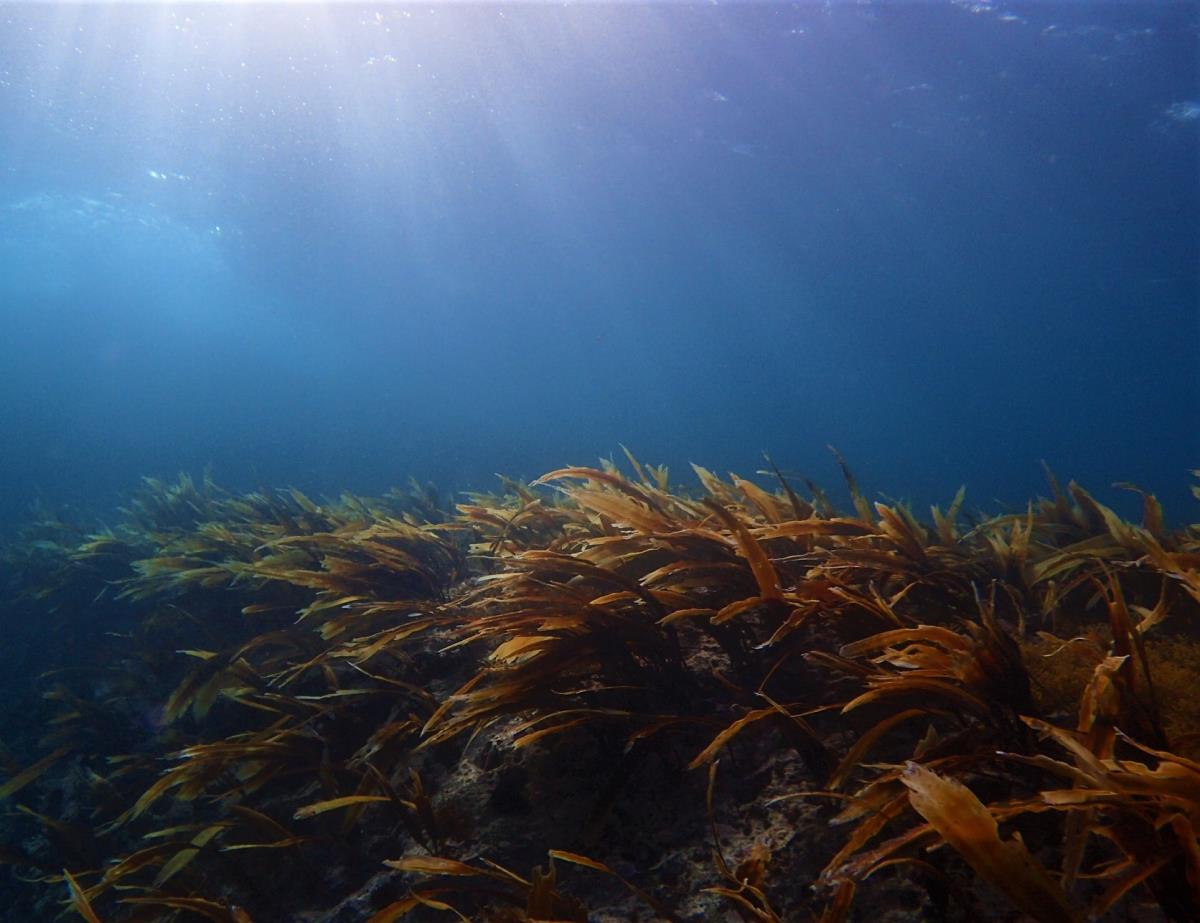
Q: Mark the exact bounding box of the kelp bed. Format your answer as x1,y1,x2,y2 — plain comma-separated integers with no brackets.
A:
1,455,1199,923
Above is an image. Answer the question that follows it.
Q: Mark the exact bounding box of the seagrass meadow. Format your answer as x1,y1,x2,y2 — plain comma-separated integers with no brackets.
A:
1,454,1199,923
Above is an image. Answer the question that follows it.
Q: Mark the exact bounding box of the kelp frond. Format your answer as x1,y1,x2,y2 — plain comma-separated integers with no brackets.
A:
1,458,1198,922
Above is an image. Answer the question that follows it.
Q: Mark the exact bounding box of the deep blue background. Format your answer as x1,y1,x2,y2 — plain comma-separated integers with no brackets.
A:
1,2,1196,526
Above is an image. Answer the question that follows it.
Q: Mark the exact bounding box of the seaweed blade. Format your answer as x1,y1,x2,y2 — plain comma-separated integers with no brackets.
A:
901,762,1082,923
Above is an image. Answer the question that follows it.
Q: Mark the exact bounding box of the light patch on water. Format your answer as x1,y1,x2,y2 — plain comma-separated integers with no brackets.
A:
0,190,237,329
1165,100,1200,123
1150,100,1200,137
889,83,933,96
147,169,192,182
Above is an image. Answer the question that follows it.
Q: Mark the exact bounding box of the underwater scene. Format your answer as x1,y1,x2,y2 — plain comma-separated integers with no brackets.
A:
1,2,1198,921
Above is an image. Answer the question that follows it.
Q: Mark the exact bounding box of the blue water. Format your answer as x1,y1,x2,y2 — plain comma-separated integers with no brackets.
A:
1,2,1196,526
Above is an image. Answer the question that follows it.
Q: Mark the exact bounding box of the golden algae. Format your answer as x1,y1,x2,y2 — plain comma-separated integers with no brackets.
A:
0,464,1196,921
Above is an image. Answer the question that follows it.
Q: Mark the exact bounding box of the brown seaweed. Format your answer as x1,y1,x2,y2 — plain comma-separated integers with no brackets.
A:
0,463,1196,921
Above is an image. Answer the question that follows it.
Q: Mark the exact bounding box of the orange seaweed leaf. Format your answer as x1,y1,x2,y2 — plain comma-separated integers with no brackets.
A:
64,868,103,923
0,746,71,801
900,762,1082,923
703,500,782,602
293,795,391,820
